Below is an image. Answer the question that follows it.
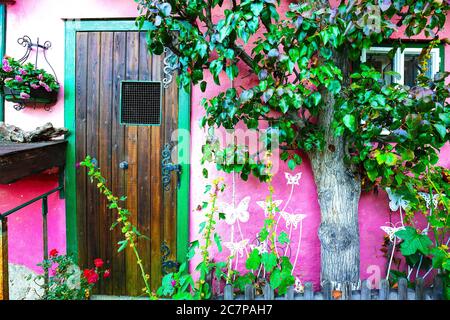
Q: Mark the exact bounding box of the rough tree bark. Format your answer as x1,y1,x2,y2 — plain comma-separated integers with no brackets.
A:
309,46,362,290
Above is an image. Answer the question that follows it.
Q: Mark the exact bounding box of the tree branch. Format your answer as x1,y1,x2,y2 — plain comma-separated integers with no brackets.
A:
287,110,307,129
204,2,215,36
232,44,256,71
165,35,183,57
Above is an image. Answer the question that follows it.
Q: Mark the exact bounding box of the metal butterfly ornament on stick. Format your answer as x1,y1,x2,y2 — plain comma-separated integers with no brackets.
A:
220,170,306,288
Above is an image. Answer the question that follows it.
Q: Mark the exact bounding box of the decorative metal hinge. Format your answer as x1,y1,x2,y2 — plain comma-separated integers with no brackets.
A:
161,241,180,275
163,47,179,89
161,143,182,191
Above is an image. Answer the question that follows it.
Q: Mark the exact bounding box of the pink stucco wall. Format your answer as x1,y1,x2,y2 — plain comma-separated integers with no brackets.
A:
0,172,65,273
1,0,449,288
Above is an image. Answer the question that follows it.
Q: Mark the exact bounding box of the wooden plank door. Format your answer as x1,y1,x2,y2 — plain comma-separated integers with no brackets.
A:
75,31,179,296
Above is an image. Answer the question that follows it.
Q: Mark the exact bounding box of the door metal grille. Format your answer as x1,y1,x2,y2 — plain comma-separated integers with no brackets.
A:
120,81,162,126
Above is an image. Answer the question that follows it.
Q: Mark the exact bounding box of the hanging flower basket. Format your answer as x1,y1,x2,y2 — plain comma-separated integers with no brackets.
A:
0,56,60,108
3,86,58,104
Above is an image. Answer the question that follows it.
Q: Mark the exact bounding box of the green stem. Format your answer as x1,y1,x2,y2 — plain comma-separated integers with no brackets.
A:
425,167,450,244
81,157,153,299
132,245,152,298
198,185,218,298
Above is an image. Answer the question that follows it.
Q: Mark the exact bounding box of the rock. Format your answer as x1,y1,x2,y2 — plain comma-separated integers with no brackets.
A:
0,122,68,143
26,123,68,142
0,122,26,142
8,263,44,300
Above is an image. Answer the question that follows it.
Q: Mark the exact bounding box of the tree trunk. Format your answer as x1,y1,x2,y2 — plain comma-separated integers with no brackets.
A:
310,143,361,290
309,46,361,290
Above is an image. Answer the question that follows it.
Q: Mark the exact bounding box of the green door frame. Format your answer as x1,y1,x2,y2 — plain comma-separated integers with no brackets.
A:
0,4,6,122
64,19,191,263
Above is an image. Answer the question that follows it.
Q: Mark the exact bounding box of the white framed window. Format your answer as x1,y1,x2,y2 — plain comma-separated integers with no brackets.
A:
361,46,441,86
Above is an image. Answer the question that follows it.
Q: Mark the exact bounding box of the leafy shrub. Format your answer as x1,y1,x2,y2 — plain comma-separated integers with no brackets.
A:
36,249,109,300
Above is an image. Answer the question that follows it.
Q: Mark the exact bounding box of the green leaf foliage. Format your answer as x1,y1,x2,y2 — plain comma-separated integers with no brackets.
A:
396,226,433,256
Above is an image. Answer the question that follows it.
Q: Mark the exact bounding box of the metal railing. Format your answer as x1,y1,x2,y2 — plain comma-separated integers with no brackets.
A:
0,186,63,300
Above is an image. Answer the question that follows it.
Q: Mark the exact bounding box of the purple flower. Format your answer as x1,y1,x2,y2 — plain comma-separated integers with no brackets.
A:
19,92,30,99
37,74,44,80
19,68,27,76
4,77,13,83
2,65,12,72
15,75,23,82
39,81,52,92
2,58,12,72
171,280,176,287
30,83,40,89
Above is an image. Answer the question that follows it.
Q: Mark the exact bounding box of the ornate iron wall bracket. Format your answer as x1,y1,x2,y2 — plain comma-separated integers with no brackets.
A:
161,143,182,191
7,36,58,111
161,241,179,275
163,47,179,89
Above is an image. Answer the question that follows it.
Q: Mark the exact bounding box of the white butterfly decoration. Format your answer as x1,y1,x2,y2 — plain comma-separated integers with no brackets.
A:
285,172,302,186
418,192,440,209
257,200,283,217
421,227,430,236
219,196,251,225
249,241,269,254
380,224,405,242
280,212,307,230
294,277,304,294
386,188,409,212
224,239,249,258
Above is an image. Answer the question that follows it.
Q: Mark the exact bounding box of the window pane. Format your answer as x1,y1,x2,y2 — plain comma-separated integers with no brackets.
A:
404,53,433,87
365,52,393,85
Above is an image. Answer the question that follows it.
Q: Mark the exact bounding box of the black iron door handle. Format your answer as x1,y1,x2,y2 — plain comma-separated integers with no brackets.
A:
161,143,182,191
161,241,180,275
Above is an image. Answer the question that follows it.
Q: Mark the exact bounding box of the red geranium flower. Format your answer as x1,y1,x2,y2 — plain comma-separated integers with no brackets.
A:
49,249,58,257
83,269,99,284
94,258,104,268
103,269,111,279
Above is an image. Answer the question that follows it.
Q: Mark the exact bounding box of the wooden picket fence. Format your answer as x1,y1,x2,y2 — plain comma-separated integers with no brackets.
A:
220,277,445,300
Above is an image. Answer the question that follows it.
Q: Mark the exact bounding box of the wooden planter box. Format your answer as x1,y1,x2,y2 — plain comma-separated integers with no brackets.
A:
3,87,58,105
0,140,66,184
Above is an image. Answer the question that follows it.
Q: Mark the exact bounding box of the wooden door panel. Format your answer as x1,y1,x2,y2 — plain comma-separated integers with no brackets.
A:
85,33,101,276
136,31,152,293
124,31,140,296
110,31,127,295
98,32,114,294
162,64,178,272
75,31,88,272
75,31,178,296
149,44,163,290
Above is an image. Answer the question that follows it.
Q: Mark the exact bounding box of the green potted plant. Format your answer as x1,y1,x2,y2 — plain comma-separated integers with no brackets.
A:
0,56,59,105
